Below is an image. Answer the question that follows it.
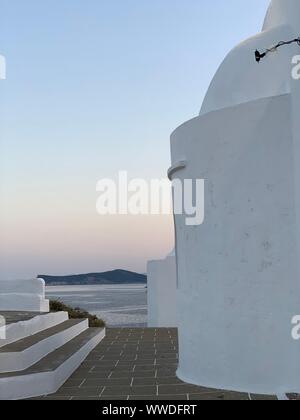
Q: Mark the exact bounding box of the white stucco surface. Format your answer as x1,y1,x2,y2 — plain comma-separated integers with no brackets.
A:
0,278,49,312
147,255,177,328
170,0,300,394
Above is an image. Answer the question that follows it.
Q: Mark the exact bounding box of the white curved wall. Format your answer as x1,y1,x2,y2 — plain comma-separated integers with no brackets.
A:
171,0,300,394
147,255,177,328
0,279,49,312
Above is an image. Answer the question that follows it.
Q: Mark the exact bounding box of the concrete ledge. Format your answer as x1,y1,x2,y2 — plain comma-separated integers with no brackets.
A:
167,160,187,180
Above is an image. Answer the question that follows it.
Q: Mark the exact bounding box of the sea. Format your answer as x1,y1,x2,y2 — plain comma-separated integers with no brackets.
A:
46,284,147,328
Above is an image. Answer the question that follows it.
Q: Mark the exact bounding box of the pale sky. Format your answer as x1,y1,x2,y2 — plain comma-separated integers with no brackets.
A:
0,0,270,279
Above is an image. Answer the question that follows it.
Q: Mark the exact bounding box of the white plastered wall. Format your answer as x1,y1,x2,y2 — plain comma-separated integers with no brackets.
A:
170,0,300,394
0,279,49,312
147,253,177,328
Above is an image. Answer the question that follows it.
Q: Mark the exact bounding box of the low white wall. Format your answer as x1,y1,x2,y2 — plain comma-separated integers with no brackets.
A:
0,279,45,295
0,279,49,313
147,255,177,328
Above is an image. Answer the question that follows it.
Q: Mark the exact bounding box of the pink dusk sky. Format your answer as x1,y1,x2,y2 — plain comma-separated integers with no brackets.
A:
0,0,269,279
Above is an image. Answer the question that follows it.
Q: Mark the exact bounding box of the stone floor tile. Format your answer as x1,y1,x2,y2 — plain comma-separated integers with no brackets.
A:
52,386,103,397
250,394,278,400
128,395,188,401
102,386,157,397
189,392,249,400
83,378,132,387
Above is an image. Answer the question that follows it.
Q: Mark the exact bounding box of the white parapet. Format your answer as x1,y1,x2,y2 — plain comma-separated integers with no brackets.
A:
170,0,300,395
0,278,49,313
147,252,177,328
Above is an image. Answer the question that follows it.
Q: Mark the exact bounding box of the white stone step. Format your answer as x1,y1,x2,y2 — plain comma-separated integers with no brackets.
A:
0,319,88,373
0,327,105,400
0,311,69,348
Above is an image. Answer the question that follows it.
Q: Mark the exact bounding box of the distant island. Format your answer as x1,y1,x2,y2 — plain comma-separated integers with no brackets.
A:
39,270,147,286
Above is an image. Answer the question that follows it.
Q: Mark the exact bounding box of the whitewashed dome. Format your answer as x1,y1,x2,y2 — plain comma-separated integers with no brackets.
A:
200,0,300,116
263,0,300,31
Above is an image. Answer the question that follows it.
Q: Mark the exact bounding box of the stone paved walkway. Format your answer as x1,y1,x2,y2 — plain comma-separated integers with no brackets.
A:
34,328,278,400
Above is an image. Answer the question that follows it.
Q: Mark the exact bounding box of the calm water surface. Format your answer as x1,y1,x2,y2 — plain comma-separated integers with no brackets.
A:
46,284,147,328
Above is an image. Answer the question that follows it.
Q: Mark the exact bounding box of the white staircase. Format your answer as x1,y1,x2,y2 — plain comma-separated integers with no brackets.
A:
0,311,105,400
